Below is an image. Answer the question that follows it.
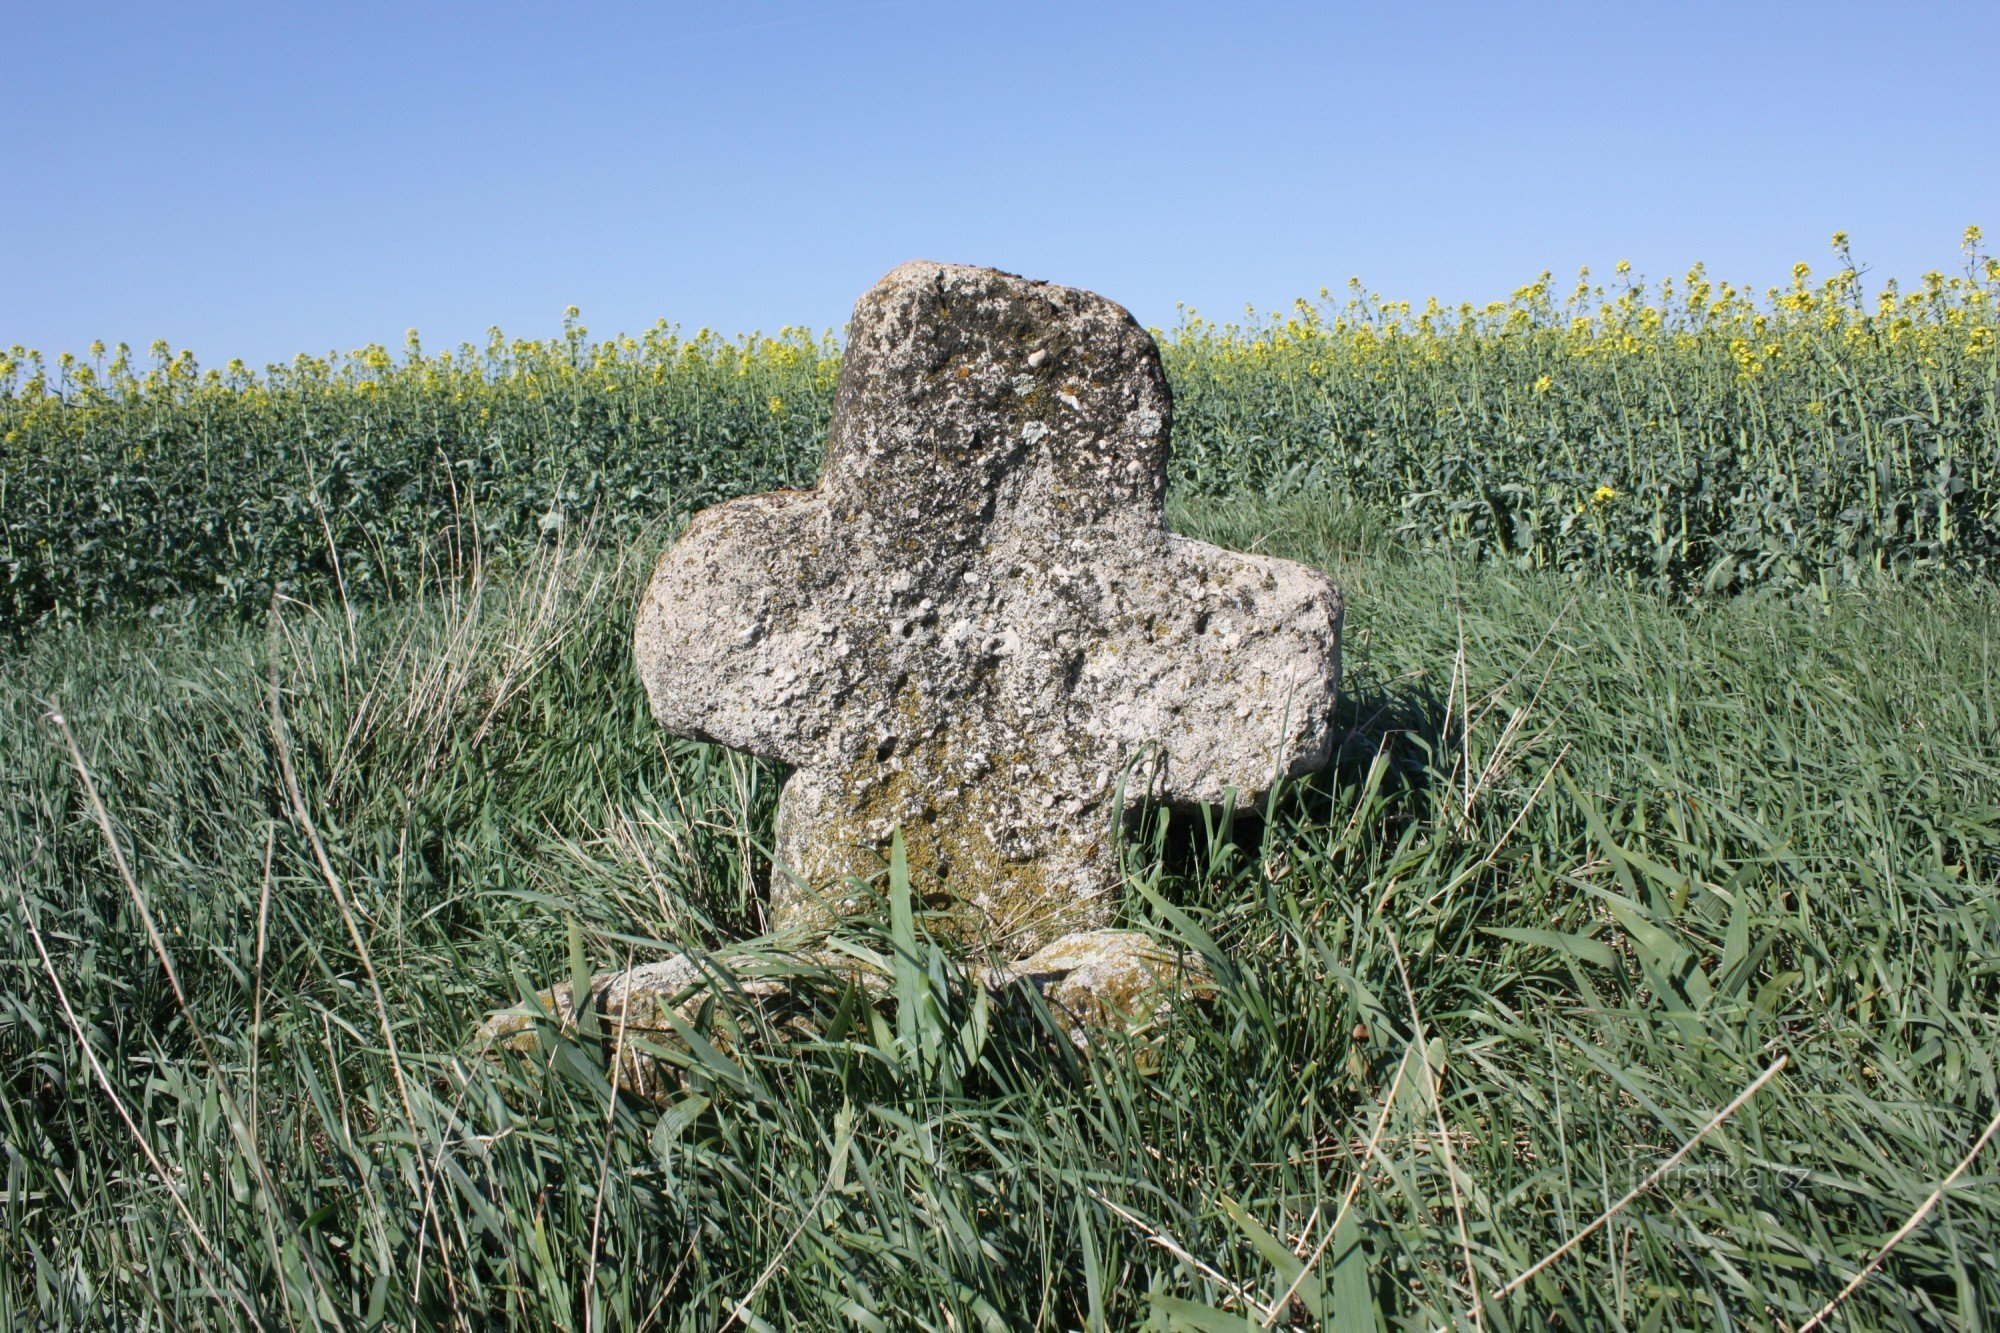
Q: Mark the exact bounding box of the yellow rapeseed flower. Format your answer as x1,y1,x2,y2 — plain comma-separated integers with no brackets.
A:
1533,374,1552,394
1590,485,1619,505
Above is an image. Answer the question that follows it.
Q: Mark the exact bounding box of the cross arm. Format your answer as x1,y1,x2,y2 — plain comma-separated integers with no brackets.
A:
633,491,840,771
1072,534,1343,807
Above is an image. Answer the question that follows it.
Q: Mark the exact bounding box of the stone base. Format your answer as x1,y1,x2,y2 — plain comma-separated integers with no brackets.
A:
475,929,1215,1102
981,929,1218,1050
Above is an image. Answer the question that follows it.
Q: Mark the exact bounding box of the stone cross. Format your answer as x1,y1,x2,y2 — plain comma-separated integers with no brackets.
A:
635,261,1343,960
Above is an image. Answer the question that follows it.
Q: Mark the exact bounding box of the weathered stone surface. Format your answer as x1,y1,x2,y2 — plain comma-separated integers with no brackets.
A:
636,260,1343,957
989,928,1218,1048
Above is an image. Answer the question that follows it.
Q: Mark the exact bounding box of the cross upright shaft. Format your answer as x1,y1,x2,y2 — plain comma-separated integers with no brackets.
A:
635,261,1342,956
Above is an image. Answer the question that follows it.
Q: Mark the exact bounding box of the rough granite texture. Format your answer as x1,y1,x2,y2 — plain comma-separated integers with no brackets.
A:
635,260,1344,957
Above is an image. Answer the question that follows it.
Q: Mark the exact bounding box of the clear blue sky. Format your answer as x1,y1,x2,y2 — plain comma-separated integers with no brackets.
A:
6,1,1995,368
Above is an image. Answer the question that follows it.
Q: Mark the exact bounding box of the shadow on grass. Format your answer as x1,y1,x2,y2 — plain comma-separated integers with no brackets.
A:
1131,660,1454,891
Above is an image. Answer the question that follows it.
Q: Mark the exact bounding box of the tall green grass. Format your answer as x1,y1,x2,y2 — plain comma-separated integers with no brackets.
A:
4,238,1997,629
4,498,1996,1328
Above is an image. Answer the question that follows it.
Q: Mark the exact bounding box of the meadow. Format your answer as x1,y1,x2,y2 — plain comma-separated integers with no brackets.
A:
2,244,1998,1329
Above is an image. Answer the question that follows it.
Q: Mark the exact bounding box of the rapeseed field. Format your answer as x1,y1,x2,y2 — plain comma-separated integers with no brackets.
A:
3,233,1995,629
